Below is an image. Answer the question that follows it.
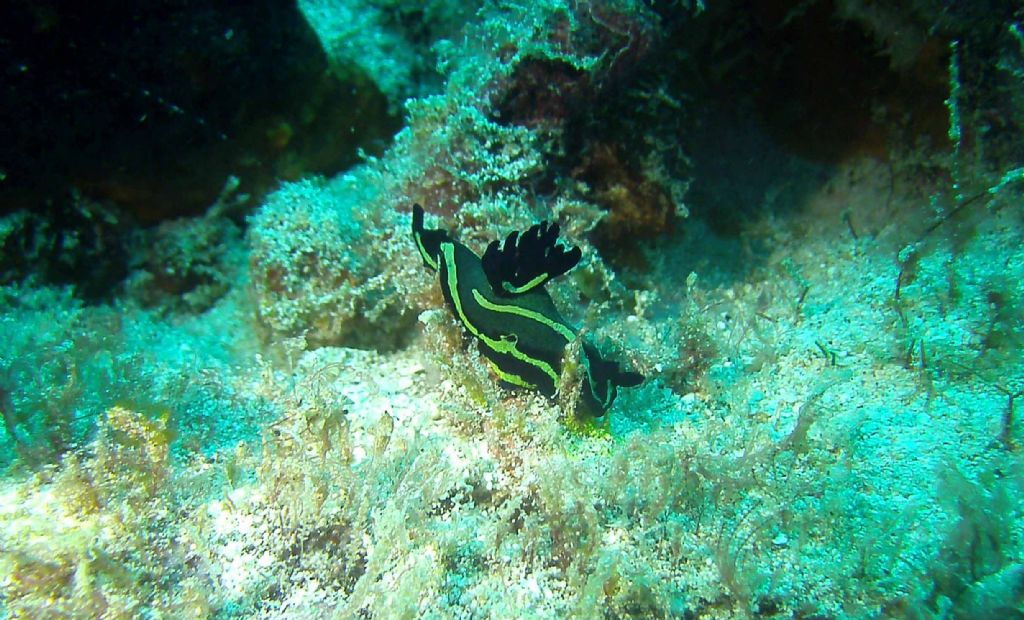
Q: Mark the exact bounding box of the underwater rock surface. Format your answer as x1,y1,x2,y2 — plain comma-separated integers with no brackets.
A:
0,0,399,223
1,1,1024,618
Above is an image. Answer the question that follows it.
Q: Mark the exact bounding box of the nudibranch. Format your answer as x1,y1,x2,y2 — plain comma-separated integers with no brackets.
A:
412,204,643,418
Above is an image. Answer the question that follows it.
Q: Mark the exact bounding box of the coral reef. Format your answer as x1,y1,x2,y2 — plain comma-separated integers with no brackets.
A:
298,0,481,108
247,176,415,349
0,194,132,302
2,0,1024,619
0,407,200,617
130,212,245,313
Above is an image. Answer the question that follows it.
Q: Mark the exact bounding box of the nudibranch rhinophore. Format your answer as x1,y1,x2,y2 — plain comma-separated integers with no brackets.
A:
412,203,643,419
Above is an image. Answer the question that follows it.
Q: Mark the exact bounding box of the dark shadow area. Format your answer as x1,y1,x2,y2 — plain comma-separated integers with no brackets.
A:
0,0,402,300
553,0,957,287
0,0,400,224
673,0,950,229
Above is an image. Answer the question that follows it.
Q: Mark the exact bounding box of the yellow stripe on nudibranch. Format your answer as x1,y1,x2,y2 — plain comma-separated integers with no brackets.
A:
502,273,549,294
485,359,536,389
470,289,576,342
441,243,560,384
414,230,438,271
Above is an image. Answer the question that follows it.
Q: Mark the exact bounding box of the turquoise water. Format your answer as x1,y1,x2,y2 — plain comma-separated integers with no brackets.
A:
1,1,1023,618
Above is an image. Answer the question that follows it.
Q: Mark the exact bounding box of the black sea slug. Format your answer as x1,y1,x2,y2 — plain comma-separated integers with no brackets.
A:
412,204,642,419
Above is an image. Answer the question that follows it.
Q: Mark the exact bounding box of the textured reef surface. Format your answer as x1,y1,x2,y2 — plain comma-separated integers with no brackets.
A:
2,1,1024,618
